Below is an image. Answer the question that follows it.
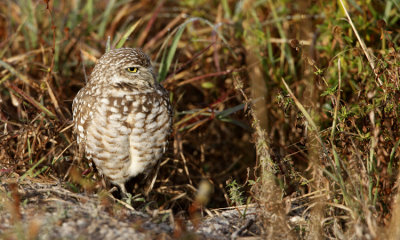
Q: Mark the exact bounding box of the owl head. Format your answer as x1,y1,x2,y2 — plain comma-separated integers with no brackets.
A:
89,48,157,88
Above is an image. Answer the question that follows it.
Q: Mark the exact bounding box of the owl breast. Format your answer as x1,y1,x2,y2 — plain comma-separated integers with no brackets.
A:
76,87,172,186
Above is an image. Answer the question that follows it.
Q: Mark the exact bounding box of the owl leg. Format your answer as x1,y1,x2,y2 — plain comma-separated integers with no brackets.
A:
118,183,128,198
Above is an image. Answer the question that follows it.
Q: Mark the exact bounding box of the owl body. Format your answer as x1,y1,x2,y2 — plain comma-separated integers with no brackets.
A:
72,48,172,193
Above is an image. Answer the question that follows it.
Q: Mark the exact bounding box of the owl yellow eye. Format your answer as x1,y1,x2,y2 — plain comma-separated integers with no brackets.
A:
127,67,138,73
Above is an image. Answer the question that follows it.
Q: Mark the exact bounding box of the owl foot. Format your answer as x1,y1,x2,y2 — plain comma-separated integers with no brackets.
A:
117,183,133,203
122,192,134,204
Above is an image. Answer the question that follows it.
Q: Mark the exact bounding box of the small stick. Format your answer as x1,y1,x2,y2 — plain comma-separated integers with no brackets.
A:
338,0,382,86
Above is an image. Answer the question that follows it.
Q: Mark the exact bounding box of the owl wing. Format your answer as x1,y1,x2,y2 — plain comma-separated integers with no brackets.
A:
72,87,96,157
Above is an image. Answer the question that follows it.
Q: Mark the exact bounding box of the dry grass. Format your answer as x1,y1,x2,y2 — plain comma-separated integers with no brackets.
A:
1,0,400,239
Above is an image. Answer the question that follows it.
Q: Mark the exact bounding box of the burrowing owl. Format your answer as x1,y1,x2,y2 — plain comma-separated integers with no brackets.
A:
72,48,173,195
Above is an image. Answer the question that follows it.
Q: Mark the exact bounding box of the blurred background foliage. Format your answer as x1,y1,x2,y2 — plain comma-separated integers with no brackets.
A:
1,0,400,238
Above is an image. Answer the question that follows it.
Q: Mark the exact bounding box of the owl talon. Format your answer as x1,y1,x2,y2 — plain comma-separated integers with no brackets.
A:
117,183,134,204
122,193,133,204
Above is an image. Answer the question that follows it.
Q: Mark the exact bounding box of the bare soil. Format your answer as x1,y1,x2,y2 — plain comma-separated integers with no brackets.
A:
0,179,261,240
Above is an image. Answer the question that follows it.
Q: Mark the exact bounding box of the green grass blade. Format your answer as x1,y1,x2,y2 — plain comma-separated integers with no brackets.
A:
388,139,400,176
115,19,142,49
157,17,237,82
97,0,116,38
9,84,57,119
216,103,246,118
20,156,47,181
282,78,318,131
0,60,31,86
158,24,185,82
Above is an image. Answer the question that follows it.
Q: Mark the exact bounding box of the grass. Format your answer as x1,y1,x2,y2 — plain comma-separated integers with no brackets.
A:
1,0,400,239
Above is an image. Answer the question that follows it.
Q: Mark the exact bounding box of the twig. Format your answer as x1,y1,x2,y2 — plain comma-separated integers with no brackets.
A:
143,13,185,51
136,0,165,47
165,41,216,82
338,0,382,86
7,83,57,120
177,69,232,86
107,192,135,211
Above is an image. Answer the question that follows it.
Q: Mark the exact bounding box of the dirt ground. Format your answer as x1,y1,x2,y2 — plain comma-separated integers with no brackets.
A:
0,179,262,240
